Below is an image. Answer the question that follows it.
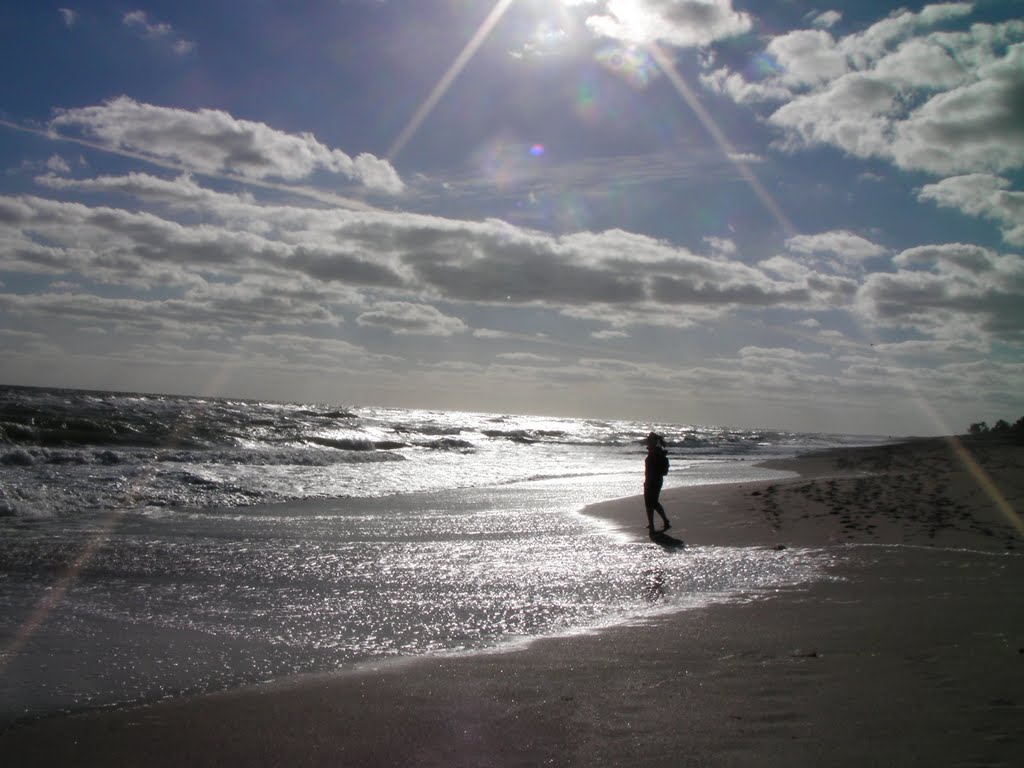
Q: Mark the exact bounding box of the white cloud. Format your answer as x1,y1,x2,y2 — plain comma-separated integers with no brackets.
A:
769,72,900,159
767,231,888,281
36,171,249,209
856,243,1024,341
777,27,1024,174
45,155,70,174
786,230,888,262
1,167,860,343
240,332,373,362
918,174,1024,246
49,97,404,193
865,338,987,359
123,10,195,54
584,0,753,48
592,329,630,339
702,5,1024,177
6,156,1017,426
808,10,842,30
700,67,793,104
473,328,516,339
727,152,762,164
495,352,560,363
736,345,829,370
768,28,849,87
703,235,736,254
356,302,468,336
0,286,341,337
888,43,1024,175
124,11,171,38
59,8,77,27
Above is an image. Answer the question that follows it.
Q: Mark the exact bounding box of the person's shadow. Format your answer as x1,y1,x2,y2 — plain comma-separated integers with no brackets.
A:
649,529,686,551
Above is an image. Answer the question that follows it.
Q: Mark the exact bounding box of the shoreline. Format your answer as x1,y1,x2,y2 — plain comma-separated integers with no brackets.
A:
588,435,1022,552
2,436,1022,766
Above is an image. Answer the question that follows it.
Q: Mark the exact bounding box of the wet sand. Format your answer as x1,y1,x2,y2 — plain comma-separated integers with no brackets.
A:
2,436,1022,766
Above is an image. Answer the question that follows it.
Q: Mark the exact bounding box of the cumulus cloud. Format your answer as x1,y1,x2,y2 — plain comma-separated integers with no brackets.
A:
583,0,753,48
49,97,404,193
918,174,1024,246
7,161,1016,406
761,231,888,282
766,28,850,87
887,42,1024,175
702,4,1024,177
786,230,888,260
0,167,858,342
856,243,1024,341
0,193,291,284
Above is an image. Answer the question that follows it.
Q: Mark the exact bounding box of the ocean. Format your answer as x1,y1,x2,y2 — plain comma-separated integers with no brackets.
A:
0,384,883,724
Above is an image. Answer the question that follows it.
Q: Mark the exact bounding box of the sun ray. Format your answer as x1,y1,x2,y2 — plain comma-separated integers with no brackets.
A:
387,0,518,162
645,42,797,238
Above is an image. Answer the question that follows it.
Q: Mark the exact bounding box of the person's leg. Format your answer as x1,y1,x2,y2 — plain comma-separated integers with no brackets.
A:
643,484,656,529
651,482,670,528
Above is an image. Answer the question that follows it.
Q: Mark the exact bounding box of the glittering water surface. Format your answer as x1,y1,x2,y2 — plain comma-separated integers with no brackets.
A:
0,385,885,518
1,387,887,723
0,472,830,723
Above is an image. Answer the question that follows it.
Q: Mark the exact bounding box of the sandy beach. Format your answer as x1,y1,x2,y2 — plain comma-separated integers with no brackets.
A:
2,436,1022,766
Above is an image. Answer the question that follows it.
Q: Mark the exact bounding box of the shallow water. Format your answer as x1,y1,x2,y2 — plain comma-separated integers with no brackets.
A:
0,468,828,724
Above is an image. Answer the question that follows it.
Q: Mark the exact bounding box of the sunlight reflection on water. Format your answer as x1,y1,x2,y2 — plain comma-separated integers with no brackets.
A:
0,470,824,722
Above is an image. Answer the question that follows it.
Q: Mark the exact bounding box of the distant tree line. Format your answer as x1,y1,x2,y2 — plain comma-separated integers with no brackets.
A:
967,417,1024,436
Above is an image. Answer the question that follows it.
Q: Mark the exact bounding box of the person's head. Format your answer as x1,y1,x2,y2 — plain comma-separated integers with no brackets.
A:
646,432,662,449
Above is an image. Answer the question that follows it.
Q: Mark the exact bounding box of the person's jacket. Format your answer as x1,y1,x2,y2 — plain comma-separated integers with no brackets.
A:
645,447,669,481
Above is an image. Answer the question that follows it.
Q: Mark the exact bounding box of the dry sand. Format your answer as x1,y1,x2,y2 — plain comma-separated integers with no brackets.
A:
2,436,1022,767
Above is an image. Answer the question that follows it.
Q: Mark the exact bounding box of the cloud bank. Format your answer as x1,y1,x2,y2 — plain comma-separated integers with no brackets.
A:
50,98,404,194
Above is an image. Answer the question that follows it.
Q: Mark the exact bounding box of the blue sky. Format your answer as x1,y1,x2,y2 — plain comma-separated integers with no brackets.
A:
1,1,1022,435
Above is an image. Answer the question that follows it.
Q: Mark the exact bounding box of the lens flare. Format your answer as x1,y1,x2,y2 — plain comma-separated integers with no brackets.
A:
596,44,658,89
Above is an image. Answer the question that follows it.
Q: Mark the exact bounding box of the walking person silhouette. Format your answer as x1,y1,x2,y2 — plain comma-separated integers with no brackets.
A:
644,432,671,532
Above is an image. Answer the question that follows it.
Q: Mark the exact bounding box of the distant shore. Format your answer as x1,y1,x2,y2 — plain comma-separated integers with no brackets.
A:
2,436,1022,767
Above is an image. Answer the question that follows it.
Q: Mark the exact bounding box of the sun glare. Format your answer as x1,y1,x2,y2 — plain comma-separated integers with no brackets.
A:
388,0,517,161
